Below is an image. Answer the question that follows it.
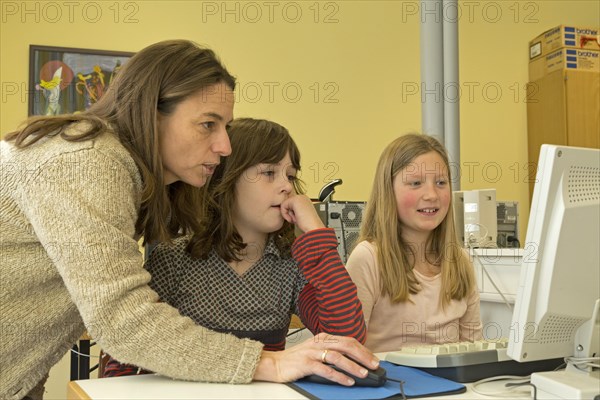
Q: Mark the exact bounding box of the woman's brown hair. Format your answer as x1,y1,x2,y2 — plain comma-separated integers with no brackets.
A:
4,40,236,244
187,118,304,261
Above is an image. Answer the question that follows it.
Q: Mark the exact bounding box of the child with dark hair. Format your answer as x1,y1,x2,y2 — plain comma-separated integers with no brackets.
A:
104,118,367,379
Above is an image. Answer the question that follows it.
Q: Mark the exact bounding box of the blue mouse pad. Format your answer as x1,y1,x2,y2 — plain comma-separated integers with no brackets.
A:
288,361,466,400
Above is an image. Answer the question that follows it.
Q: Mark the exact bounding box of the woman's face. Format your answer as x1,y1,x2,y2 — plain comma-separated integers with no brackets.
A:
158,82,234,187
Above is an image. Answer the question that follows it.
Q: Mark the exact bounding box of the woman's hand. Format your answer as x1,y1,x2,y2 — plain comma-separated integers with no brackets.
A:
252,332,379,386
280,195,325,233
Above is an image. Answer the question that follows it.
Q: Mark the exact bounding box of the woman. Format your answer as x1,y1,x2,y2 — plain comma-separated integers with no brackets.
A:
0,40,377,400
103,117,367,376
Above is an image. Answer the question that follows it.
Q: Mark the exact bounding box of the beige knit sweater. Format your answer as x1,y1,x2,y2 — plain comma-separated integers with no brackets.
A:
0,124,263,399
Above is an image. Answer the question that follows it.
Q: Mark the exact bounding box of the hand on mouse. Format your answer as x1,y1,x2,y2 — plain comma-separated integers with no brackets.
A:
253,332,380,386
303,363,387,387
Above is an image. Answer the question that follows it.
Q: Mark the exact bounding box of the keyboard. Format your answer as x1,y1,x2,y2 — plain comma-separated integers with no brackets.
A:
384,339,563,383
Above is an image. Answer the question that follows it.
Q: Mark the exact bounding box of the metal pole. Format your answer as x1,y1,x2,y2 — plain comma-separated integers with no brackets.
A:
443,0,461,189
420,0,445,143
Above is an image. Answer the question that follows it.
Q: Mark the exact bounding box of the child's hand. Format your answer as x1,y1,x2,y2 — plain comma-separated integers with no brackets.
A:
280,195,325,233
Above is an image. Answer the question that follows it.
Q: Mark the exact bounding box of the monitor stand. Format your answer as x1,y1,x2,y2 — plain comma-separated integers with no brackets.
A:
531,300,600,399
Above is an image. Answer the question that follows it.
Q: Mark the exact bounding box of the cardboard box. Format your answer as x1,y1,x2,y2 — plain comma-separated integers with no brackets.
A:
529,25,599,60
529,48,600,81
526,69,600,199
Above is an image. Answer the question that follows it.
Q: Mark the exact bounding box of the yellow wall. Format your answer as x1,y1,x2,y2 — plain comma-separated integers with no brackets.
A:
2,1,599,398
1,0,598,239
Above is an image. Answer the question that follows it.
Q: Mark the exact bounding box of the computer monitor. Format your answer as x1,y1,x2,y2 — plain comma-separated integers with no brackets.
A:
507,144,600,398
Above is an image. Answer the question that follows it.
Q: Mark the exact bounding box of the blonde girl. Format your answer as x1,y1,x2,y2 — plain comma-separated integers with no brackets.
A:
346,133,482,352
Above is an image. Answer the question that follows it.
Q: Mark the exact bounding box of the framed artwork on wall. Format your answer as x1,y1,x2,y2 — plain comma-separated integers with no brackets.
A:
29,45,134,116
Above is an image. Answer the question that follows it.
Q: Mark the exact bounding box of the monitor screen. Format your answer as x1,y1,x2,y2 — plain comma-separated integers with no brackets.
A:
507,144,599,396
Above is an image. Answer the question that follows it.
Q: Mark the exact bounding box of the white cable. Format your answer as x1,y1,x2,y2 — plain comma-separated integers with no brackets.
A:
565,356,600,370
466,223,491,248
470,245,513,312
69,348,105,360
471,375,531,397
566,356,600,363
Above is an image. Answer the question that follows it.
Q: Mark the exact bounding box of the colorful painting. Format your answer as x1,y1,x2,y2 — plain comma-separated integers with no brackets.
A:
29,45,134,116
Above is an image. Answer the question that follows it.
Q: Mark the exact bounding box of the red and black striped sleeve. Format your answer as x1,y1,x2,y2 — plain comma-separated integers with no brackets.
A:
292,228,367,344
101,355,152,378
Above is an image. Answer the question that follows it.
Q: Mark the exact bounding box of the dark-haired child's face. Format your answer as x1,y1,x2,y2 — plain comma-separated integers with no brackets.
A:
232,152,298,243
392,151,450,243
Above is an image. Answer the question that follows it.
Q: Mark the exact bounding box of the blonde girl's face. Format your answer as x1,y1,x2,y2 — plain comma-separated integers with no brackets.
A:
232,151,297,243
392,151,451,242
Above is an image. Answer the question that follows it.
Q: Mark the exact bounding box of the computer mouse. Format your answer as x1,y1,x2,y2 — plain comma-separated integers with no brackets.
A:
302,364,387,387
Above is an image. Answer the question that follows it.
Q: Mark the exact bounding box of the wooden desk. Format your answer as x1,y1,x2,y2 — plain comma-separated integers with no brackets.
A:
67,373,532,400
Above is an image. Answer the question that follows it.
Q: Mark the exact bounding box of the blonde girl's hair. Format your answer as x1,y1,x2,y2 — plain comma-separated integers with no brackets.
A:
4,40,236,245
358,133,475,305
187,118,305,261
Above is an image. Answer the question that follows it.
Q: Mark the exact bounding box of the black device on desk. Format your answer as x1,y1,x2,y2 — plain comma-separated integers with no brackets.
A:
303,364,388,387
